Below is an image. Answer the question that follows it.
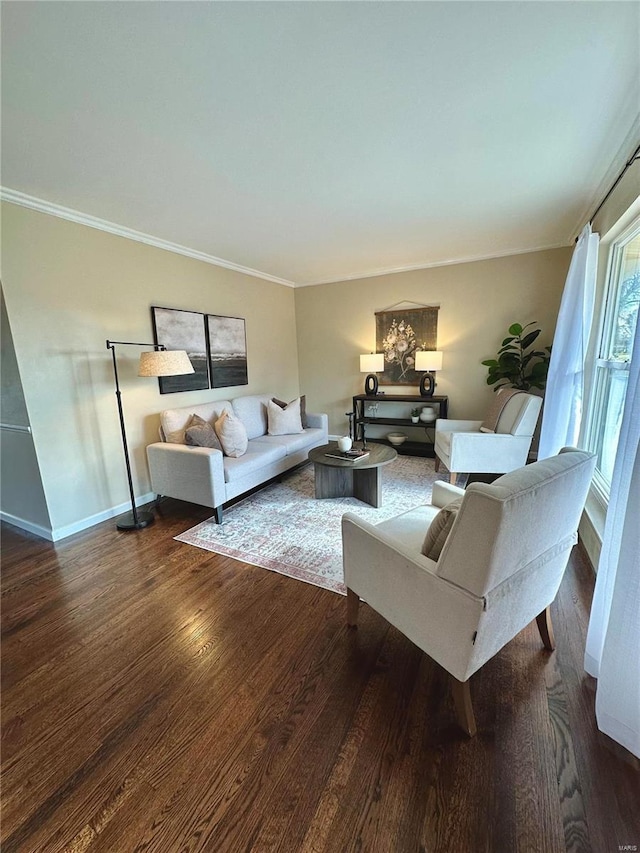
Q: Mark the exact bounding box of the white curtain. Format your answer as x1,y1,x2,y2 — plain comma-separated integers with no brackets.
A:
584,321,640,758
538,224,599,459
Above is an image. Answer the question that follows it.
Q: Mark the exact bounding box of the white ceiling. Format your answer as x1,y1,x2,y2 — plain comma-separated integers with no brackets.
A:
2,1,639,286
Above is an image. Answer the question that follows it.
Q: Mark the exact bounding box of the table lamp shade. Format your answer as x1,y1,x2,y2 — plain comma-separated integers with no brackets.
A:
138,350,194,377
415,350,443,372
360,353,384,373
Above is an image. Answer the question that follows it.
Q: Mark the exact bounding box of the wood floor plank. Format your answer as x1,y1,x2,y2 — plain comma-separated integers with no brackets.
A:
2,510,639,853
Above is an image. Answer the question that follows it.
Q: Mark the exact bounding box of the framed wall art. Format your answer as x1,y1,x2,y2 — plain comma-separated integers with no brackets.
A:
375,305,439,386
206,314,248,389
151,306,209,393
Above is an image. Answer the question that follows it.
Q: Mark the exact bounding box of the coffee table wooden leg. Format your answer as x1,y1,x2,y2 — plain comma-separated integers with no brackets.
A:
353,466,382,507
314,463,353,499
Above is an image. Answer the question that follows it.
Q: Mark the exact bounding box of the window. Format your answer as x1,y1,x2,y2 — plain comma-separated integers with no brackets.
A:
586,220,640,494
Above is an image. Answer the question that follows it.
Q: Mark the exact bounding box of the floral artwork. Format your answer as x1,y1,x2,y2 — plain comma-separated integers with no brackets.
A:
375,306,439,385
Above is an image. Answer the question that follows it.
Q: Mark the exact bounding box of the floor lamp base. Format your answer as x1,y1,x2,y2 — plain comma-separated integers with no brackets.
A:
116,510,155,531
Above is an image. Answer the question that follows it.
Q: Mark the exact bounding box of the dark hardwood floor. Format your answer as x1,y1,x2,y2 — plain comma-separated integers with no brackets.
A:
1,500,638,853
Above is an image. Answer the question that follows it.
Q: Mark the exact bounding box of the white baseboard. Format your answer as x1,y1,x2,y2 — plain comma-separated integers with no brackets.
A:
1,491,157,542
578,511,602,574
578,488,606,573
0,511,54,541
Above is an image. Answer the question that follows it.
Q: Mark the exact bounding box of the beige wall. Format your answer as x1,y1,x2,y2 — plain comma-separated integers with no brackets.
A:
294,248,572,436
1,203,299,535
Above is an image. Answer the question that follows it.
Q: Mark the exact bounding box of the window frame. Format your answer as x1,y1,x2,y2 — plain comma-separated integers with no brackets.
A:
583,215,640,502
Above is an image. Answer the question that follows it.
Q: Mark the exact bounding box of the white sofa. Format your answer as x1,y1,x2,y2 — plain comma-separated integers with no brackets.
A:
146,394,328,522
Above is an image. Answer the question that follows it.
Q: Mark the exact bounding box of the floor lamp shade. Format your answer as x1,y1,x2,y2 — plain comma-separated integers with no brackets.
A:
106,340,193,531
138,349,194,377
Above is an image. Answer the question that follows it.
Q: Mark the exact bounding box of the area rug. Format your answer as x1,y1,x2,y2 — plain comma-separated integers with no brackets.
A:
175,455,446,595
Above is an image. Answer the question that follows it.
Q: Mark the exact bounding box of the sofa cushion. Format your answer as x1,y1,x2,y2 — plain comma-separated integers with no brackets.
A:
223,442,287,483
161,401,232,444
421,498,463,561
273,395,308,428
231,395,271,439
252,427,325,455
267,398,303,435
185,414,223,450
215,409,249,457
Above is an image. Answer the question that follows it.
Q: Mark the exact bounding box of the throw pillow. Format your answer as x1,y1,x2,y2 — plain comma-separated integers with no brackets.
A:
185,414,223,450
267,397,304,436
421,497,463,561
272,395,308,428
480,388,525,433
214,409,249,457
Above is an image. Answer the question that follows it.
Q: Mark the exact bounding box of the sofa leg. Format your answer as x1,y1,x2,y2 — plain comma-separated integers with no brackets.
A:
536,606,556,651
346,588,359,627
449,471,457,485
213,505,223,525
434,455,441,472
450,676,477,737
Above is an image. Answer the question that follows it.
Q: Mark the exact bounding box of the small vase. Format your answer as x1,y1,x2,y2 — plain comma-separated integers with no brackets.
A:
420,407,436,423
411,416,420,423
337,435,352,452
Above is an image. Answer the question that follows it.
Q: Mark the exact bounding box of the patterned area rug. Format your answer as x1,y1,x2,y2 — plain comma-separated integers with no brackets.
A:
175,455,445,595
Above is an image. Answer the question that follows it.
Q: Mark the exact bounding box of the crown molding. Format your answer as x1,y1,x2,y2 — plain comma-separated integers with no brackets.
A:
1,186,572,290
0,187,296,288
297,241,570,287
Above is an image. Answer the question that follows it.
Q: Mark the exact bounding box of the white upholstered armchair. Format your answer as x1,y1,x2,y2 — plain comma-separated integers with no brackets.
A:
434,390,543,483
342,448,596,736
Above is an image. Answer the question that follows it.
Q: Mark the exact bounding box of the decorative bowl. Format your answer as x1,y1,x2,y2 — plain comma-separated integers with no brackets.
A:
387,432,407,446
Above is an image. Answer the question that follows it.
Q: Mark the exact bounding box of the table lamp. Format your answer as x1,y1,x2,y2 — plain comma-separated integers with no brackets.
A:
415,350,443,397
360,353,384,395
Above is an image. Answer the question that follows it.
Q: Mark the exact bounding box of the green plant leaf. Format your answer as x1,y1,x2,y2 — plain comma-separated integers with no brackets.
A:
530,361,549,377
498,352,520,366
501,336,516,346
481,359,498,367
508,323,523,336
520,330,541,350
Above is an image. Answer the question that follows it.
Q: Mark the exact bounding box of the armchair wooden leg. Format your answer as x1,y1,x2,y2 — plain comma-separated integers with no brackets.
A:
346,588,360,627
449,471,457,485
450,676,477,737
536,606,556,651
434,454,441,472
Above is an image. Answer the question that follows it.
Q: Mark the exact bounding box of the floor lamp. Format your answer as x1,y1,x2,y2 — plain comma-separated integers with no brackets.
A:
106,339,194,531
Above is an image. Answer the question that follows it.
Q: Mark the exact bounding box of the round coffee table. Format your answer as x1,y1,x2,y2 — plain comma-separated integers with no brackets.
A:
308,442,398,507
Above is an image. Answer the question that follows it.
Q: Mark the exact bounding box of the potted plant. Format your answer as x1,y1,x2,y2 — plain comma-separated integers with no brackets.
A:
411,406,421,423
482,322,551,392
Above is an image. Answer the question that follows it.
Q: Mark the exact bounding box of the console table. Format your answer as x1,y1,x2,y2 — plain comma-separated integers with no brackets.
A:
352,394,449,458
